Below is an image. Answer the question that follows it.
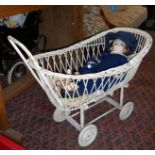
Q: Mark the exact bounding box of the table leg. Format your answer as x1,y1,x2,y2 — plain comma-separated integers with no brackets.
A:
0,84,9,130
0,84,23,143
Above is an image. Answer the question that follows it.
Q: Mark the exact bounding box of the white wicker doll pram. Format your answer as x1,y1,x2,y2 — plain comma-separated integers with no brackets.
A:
8,28,152,147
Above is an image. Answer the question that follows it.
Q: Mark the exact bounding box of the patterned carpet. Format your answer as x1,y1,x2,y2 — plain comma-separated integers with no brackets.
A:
5,31,155,150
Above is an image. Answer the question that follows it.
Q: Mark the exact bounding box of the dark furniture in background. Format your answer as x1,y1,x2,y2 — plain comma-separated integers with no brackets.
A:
0,5,84,144
142,5,155,30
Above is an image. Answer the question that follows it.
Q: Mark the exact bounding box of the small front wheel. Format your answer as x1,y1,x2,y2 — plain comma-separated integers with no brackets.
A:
119,101,134,120
53,109,66,122
78,124,98,147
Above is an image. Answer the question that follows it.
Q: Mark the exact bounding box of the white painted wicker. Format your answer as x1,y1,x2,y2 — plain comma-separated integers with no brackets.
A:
8,27,152,147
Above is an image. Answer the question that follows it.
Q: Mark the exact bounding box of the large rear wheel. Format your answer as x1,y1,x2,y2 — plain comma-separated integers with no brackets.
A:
119,102,134,120
78,124,98,147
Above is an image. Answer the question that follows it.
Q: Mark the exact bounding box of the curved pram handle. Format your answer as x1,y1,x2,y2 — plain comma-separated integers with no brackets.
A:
7,35,43,86
7,35,38,67
7,35,64,108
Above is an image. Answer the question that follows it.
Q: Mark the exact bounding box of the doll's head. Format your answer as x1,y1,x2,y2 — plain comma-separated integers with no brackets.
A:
109,39,129,55
105,31,138,56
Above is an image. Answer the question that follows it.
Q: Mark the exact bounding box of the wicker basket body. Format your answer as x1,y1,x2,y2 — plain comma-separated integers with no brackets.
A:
8,28,152,110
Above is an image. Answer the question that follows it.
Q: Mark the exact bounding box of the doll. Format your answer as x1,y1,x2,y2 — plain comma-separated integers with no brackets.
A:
57,31,138,98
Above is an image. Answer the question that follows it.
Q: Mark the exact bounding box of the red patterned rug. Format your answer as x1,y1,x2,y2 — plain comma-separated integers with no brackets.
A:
6,31,155,150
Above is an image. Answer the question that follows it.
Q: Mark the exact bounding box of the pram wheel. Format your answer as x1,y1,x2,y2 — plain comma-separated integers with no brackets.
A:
78,124,98,147
53,109,66,122
7,61,28,84
119,101,134,120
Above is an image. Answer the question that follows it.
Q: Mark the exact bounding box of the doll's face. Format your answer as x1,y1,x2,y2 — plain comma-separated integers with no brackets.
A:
110,39,129,55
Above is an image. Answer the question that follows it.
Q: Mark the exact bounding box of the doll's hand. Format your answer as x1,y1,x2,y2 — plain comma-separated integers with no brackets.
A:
56,80,78,92
66,81,78,91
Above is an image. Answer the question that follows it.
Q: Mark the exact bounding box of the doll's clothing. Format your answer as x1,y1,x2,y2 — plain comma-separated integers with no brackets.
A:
80,51,128,74
77,52,128,96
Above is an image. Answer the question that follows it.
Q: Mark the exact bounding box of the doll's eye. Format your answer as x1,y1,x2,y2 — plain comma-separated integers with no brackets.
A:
113,42,118,45
121,43,126,47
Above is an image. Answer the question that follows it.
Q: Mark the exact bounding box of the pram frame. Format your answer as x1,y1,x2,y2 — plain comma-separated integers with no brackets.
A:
8,27,152,147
